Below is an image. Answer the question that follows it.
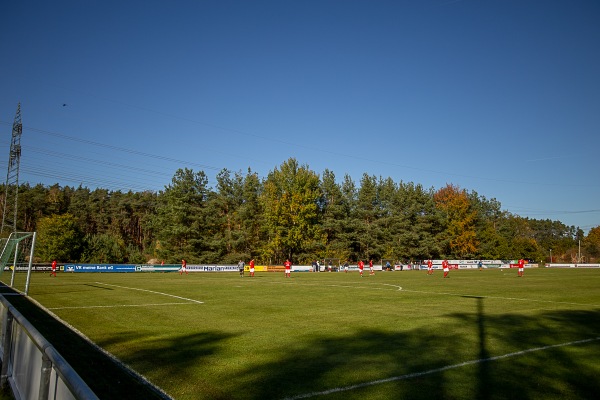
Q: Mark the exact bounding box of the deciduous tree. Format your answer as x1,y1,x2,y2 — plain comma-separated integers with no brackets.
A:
583,226,600,259
260,159,322,263
36,214,84,262
434,184,478,258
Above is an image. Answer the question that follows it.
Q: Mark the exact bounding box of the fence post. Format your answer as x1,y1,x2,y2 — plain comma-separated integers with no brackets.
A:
0,312,14,389
38,354,52,400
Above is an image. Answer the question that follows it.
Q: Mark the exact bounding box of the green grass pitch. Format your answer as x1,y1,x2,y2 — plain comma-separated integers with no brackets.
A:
15,268,600,399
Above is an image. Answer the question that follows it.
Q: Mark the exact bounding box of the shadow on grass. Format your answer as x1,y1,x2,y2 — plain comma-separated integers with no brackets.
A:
444,303,600,400
0,281,114,296
230,305,600,399
462,295,490,399
0,284,169,400
3,283,600,399
96,331,240,399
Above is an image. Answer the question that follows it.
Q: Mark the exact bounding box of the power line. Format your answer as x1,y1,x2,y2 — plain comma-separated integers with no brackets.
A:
20,166,160,193
506,205,600,216
18,124,223,172
0,118,595,189
25,144,174,181
0,124,221,191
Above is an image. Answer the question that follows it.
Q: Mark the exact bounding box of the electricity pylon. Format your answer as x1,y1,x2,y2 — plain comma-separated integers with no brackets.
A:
1,103,23,234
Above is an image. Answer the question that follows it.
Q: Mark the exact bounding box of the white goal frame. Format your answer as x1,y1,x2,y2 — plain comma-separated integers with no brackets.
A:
0,232,37,295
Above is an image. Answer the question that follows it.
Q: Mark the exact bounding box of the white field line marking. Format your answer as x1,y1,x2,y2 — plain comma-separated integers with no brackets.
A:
48,302,192,310
26,297,174,399
320,283,402,291
283,336,600,400
266,281,403,291
380,283,403,291
261,280,595,307
403,289,600,307
323,283,403,291
95,282,204,304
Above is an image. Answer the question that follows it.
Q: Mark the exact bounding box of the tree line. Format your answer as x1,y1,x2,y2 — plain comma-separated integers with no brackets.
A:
5,158,599,265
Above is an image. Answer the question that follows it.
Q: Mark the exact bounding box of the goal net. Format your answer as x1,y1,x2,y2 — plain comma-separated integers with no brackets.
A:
322,258,341,272
0,232,36,295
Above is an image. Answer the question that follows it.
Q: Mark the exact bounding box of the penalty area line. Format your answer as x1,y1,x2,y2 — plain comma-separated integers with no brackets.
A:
95,282,204,304
283,336,600,400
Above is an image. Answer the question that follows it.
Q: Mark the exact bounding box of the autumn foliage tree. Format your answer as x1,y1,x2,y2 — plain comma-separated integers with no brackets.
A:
434,184,478,258
583,226,600,260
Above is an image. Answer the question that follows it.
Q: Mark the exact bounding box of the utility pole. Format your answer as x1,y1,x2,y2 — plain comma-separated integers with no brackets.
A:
1,103,23,234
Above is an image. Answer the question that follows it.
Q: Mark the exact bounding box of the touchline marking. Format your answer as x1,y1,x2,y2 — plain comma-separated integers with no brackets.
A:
48,302,192,310
283,336,600,400
95,282,204,304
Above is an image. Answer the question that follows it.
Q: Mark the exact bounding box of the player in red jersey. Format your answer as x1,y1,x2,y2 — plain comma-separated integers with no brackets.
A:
358,260,364,277
249,259,255,277
442,259,449,278
51,260,57,277
518,258,525,277
427,259,433,275
369,259,375,275
284,259,292,278
180,259,188,275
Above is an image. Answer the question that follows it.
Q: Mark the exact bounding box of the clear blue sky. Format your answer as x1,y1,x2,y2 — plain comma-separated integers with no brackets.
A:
1,0,599,233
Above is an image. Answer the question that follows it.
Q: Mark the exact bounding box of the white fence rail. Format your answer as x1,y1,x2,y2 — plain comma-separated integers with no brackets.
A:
0,295,98,400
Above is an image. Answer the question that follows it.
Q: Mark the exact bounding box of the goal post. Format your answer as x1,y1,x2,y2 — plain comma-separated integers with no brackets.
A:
322,258,341,272
0,232,37,295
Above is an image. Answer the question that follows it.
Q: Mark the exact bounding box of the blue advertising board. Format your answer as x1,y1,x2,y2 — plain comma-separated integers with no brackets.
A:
64,264,137,272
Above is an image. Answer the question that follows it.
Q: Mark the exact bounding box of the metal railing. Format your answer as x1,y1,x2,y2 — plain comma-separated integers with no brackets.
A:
0,295,98,400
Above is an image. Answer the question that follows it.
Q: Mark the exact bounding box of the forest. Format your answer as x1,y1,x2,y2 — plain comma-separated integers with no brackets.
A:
5,158,599,265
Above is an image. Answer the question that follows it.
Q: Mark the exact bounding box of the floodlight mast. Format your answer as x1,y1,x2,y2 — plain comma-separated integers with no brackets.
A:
1,103,23,234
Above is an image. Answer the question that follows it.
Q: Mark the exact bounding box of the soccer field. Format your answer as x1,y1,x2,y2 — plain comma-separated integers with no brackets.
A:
16,268,600,399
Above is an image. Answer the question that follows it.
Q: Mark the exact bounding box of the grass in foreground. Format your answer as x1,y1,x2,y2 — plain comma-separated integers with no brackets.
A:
3,268,600,399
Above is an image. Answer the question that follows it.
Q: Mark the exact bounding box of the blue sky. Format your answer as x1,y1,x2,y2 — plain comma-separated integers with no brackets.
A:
1,0,599,233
